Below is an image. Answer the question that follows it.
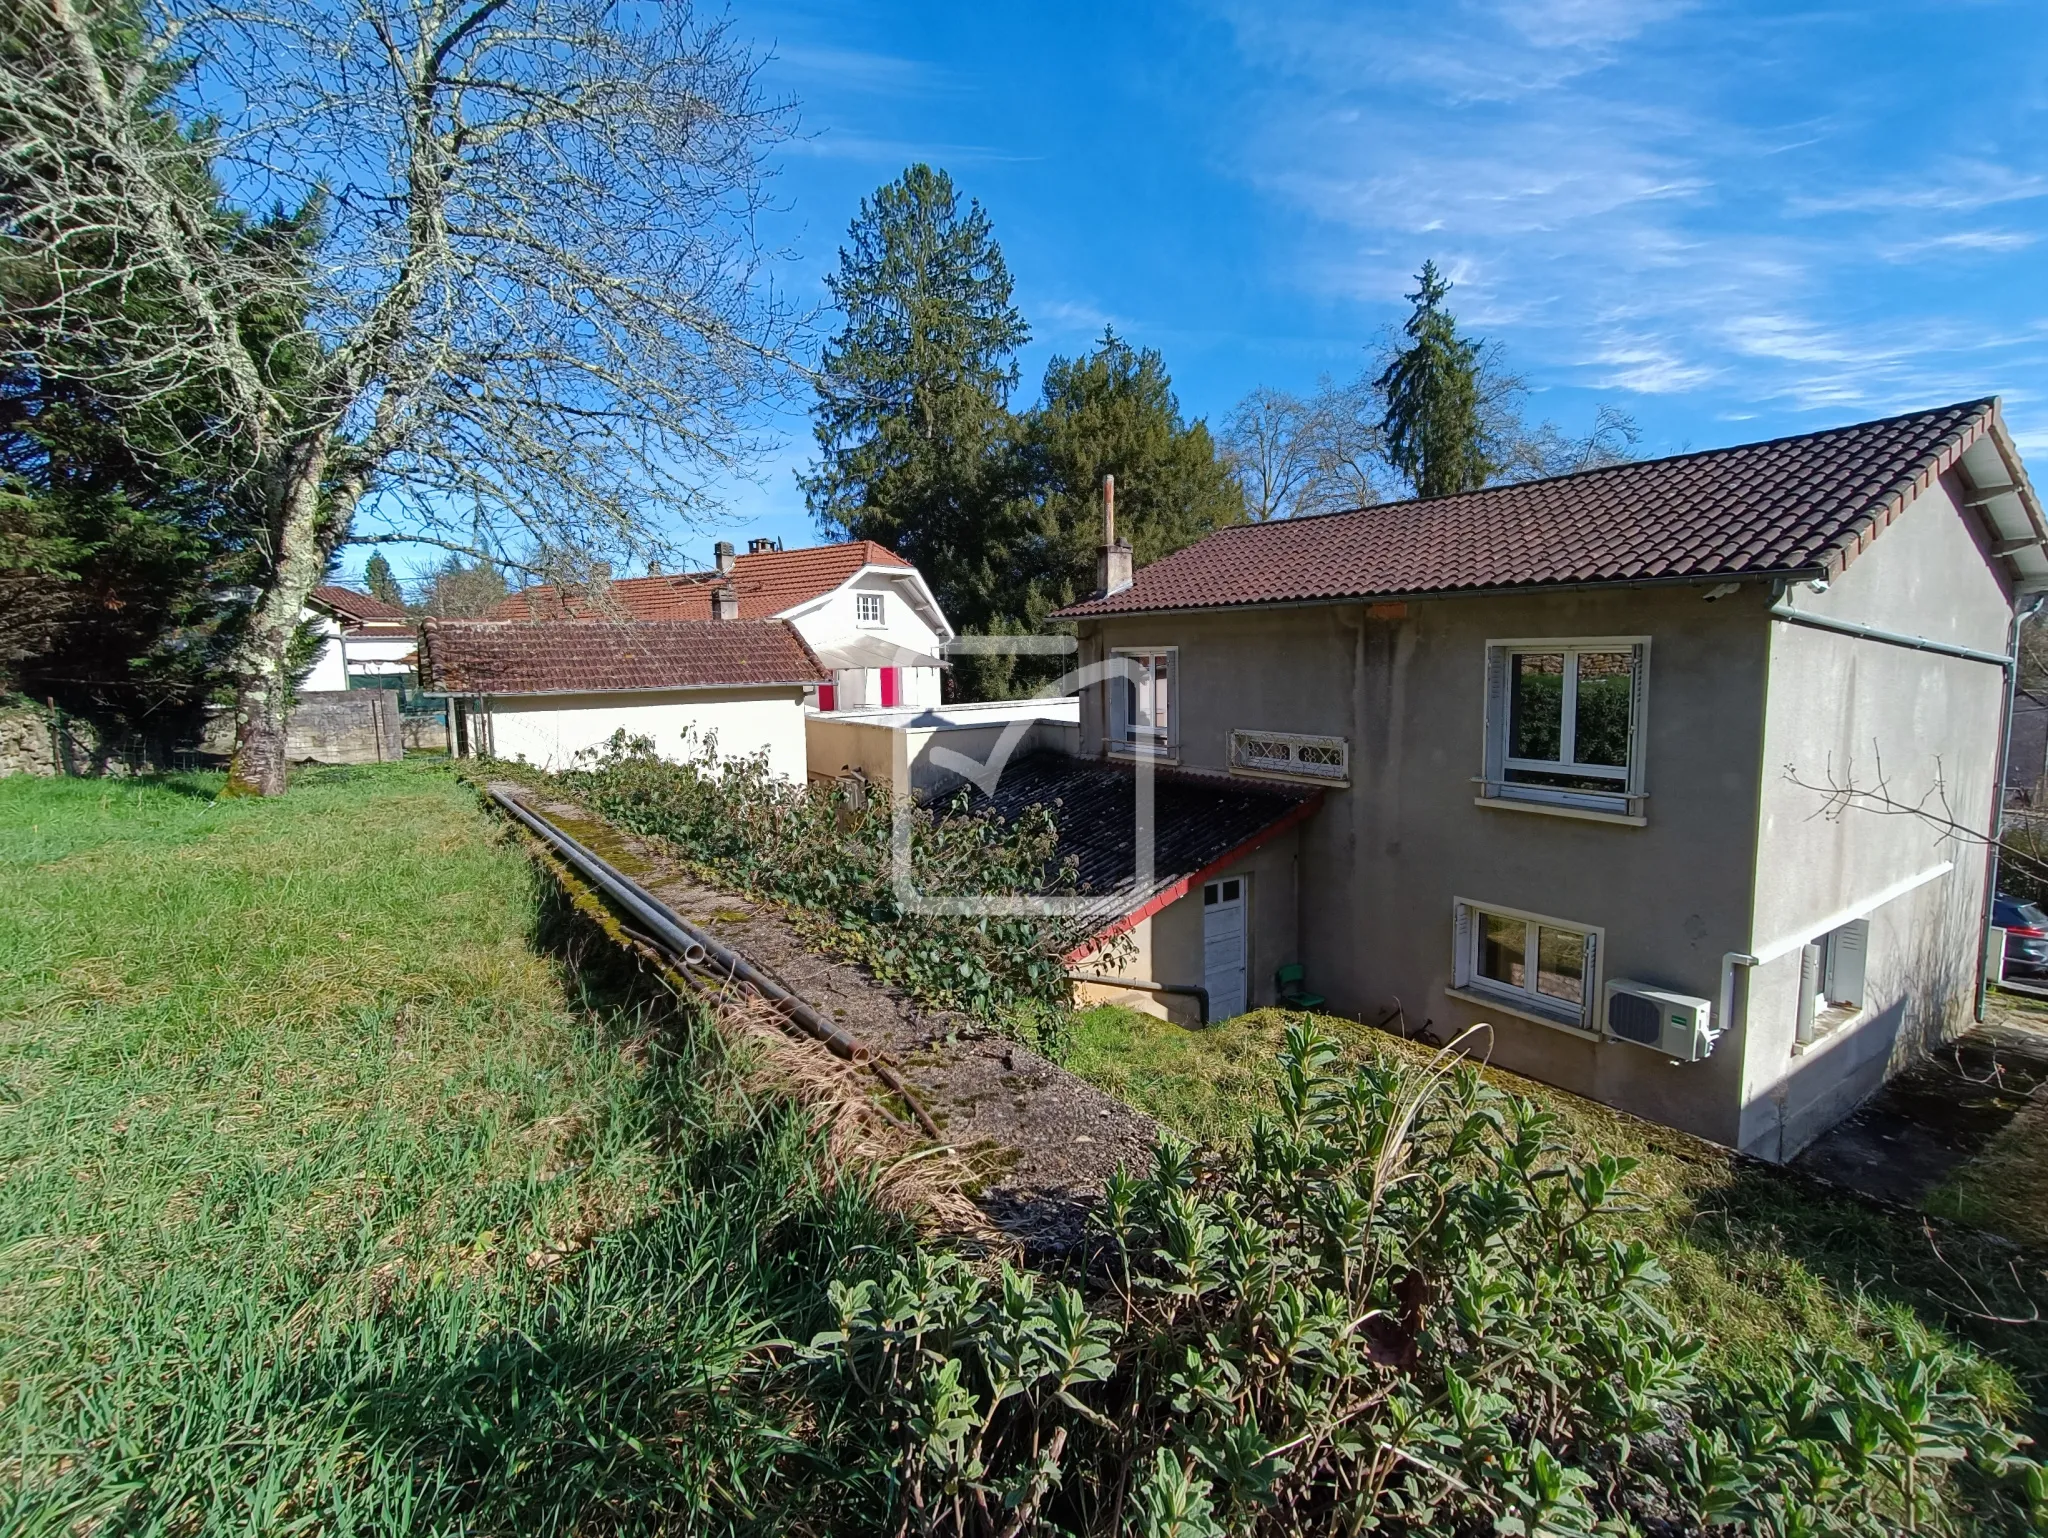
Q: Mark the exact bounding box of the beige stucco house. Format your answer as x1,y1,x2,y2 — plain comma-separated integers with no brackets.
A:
1052,398,2047,1160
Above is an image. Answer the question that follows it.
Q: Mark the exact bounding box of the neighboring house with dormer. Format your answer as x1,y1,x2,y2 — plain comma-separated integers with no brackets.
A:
302,586,417,691
492,539,952,711
1048,398,2046,1161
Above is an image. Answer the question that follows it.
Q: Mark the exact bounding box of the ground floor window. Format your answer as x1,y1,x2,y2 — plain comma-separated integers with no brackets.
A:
1452,898,1601,1031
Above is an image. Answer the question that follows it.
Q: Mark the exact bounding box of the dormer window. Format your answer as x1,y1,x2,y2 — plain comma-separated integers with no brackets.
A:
856,592,885,626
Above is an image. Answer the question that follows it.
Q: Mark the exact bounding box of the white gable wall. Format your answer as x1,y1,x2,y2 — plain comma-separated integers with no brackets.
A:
1739,467,2014,1158
781,566,950,709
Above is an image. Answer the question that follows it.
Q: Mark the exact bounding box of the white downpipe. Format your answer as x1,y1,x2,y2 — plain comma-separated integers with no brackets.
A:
1718,950,1759,1051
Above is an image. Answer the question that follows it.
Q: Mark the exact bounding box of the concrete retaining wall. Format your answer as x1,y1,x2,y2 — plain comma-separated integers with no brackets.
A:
200,690,405,765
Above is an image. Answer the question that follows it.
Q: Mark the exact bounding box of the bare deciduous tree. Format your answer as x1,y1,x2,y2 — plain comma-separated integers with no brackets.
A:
1221,377,1392,521
3,0,796,793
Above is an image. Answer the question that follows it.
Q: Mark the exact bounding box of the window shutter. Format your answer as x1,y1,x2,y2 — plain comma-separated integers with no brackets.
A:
1483,647,1508,786
1826,920,1868,1008
1109,662,1130,746
1627,642,1651,795
1158,651,1174,748
1452,902,1473,987
1796,942,1821,1043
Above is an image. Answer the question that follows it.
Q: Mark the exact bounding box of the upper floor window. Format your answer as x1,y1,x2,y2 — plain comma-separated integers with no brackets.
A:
1110,649,1175,758
855,592,886,626
1482,638,1648,815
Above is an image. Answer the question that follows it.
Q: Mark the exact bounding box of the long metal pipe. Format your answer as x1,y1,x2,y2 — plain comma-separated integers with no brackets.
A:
487,789,942,1136
1766,597,2016,672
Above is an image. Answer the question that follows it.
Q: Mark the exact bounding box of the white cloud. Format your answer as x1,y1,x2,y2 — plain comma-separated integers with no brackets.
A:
1203,0,2048,446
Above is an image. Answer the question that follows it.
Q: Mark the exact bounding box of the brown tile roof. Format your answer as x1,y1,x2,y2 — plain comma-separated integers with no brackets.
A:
490,540,910,622
310,584,412,629
1058,398,2016,618
418,619,828,695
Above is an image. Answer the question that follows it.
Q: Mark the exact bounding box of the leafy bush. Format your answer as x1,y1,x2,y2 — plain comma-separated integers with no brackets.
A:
805,1022,2045,1535
557,732,1115,1022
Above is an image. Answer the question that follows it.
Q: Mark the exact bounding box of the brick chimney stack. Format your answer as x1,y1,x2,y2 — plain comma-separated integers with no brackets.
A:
712,583,739,621
714,540,736,576
1095,473,1133,597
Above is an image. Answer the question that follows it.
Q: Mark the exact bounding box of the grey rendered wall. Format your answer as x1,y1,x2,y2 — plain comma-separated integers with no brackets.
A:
1736,470,2010,1159
1081,581,1774,1147
1145,829,1302,1017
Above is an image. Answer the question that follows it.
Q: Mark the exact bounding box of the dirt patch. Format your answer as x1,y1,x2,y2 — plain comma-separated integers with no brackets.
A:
510,787,1160,1257
1794,1001,2048,1239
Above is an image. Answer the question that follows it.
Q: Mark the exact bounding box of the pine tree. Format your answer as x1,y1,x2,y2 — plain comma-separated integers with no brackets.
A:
801,164,1027,621
362,552,404,609
1376,261,1493,498
961,331,1242,698
1010,329,1241,603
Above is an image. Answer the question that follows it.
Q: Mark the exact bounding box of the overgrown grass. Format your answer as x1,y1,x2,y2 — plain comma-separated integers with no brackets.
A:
0,763,910,1534
1067,1004,2048,1427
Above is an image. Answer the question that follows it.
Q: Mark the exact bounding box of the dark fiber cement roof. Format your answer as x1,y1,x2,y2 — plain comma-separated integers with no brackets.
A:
939,752,1320,943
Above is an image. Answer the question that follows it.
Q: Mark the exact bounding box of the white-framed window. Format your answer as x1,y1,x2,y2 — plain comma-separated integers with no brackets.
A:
855,591,886,626
1451,897,1602,1033
1109,648,1175,758
1230,729,1348,784
1482,638,1649,814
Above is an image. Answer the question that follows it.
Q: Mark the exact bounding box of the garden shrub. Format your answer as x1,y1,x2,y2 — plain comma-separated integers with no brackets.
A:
804,1022,2046,1536
557,732,1113,1024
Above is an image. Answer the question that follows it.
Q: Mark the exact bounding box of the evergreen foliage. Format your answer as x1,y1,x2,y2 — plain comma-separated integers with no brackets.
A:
803,164,1028,627
1375,261,1494,499
807,1020,2046,1535
964,331,1244,696
362,551,405,609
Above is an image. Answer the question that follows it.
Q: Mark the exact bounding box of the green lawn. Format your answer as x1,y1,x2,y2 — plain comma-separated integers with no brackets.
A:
1067,1003,2048,1425
0,764,904,1534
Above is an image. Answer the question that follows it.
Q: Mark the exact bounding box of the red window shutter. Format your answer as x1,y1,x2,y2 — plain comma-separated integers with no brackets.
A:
818,682,836,712
881,667,899,707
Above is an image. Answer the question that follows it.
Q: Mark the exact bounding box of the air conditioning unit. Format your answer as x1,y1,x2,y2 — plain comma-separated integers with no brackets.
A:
1603,979,1716,1062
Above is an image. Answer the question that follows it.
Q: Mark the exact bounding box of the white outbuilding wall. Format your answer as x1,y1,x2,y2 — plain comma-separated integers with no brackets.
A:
467,687,811,779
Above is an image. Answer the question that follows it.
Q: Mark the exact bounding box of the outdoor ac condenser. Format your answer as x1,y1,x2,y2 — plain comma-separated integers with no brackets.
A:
1602,980,1716,1062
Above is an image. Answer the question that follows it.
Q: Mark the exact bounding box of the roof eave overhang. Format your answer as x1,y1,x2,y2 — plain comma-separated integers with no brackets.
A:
1057,568,1822,625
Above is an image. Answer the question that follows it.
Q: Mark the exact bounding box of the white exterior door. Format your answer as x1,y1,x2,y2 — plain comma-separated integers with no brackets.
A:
1203,877,1247,1021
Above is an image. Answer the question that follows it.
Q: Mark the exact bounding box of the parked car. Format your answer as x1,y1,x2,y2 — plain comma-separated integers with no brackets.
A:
1993,895,2048,980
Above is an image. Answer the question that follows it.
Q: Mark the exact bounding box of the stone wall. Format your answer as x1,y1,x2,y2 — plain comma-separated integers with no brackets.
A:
0,699,166,778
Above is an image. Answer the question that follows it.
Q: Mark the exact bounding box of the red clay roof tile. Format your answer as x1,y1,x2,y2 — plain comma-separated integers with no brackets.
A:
418,619,827,695
1057,399,2005,618
489,540,909,622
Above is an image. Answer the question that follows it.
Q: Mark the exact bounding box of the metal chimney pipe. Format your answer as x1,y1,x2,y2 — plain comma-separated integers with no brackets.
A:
1103,474,1115,547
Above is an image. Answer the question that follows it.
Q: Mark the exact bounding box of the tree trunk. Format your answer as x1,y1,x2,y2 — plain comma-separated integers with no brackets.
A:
222,432,334,797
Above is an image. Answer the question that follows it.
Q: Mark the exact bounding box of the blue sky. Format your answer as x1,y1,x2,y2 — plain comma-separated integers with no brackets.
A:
369,0,2048,581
